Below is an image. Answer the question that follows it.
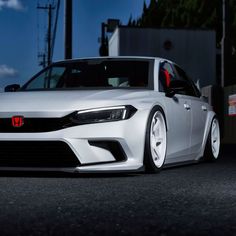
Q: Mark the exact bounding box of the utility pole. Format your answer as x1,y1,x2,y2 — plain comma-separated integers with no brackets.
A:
37,4,55,67
99,23,108,56
48,4,53,66
221,0,231,87
64,0,72,59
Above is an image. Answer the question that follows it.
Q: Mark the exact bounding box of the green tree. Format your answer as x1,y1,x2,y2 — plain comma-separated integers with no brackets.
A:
131,0,236,49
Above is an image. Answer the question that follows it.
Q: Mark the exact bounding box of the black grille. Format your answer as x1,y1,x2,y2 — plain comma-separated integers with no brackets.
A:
0,116,74,133
0,141,80,168
89,141,127,162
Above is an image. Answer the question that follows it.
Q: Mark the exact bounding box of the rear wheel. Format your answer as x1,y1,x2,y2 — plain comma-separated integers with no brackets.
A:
204,117,220,161
144,107,167,173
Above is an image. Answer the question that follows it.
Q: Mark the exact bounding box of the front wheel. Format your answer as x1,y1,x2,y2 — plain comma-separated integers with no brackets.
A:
144,107,167,173
204,117,220,161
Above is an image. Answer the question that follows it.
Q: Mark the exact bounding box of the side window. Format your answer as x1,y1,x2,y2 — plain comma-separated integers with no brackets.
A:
25,70,49,90
158,62,177,92
174,65,199,97
49,67,66,88
24,67,66,90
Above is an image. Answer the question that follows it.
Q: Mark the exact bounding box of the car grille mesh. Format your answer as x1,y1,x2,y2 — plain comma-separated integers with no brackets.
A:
0,141,80,168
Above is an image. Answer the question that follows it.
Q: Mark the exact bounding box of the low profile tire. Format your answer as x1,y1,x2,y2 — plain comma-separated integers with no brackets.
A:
203,117,220,161
144,107,167,173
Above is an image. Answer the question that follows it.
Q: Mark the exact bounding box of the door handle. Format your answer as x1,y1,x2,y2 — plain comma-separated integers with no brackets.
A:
184,103,191,110
201,105,207,111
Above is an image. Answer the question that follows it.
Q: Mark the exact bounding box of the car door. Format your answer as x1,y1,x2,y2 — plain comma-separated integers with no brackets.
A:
173,65,207,156
158,61,192,163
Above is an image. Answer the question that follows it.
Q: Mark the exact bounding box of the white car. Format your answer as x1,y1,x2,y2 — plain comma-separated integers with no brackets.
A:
1,57,220,173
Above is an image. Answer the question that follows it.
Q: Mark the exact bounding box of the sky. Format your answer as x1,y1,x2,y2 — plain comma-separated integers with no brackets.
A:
0,0,150,89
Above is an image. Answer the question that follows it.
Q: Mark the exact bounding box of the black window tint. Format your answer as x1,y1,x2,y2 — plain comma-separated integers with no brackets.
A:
159,67,166,92
23,60,151,90
174,65,198,97
191,81,201,97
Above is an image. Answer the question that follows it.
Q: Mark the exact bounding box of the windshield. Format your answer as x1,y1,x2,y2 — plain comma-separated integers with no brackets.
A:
22,59,152,91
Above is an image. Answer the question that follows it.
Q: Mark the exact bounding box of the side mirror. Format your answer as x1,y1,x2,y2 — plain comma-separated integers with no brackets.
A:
4,84,20,92
165,80,187,98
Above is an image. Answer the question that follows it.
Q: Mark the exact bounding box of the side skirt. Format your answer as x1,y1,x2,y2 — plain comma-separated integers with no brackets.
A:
163,160,199,169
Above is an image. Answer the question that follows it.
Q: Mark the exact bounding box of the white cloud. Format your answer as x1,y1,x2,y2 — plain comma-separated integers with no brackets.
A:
0,0,25,11
0,65,18,78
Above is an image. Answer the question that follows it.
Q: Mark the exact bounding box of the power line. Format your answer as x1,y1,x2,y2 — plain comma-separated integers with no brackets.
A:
51,0,60,59
37,0,60,68
37,3,55,67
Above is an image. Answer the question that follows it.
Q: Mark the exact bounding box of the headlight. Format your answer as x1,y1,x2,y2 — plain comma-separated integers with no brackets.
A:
71,105,137,125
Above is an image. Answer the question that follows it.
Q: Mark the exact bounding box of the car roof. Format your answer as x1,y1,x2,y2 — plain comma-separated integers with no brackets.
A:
54,56,167,64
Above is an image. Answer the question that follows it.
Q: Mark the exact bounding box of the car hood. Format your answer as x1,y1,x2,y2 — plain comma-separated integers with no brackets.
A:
0,89,151,117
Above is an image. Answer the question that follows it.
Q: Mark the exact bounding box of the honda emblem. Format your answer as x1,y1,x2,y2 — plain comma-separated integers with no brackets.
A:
12,116,24,128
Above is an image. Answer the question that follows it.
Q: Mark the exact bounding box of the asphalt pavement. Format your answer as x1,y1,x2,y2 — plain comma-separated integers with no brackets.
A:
0,145,235,236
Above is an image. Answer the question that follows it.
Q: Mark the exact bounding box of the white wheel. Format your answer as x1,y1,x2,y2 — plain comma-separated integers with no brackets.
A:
211,118,220,159
204,117,220,161
145,108,167,172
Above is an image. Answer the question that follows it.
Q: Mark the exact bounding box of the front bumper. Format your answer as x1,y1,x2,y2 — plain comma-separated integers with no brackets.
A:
0,109,148,173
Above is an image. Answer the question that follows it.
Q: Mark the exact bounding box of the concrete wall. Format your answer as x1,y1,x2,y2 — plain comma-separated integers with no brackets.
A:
109,29,119,57
223,85,236,144
203,84,236,144
109,27,216,87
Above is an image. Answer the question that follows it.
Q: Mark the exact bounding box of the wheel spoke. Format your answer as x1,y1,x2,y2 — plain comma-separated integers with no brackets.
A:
213,127,218,139
153,118,160,131
152,120,160,137
151,139,156,149
151,123,155,135
155,137,163,143
212,122,216,133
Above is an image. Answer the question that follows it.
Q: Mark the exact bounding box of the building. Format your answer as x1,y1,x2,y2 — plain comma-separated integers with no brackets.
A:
109,27,216,87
